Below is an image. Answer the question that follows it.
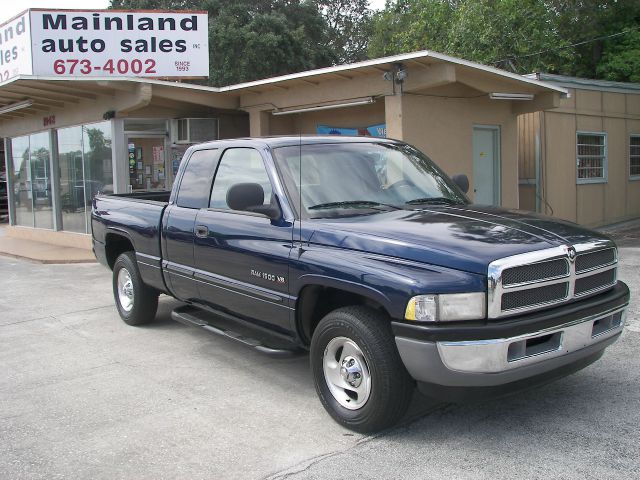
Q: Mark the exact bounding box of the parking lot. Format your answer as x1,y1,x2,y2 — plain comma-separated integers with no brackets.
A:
1,246,639,480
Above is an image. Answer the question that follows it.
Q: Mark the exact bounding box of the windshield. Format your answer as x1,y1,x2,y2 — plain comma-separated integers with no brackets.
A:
273,142,468,218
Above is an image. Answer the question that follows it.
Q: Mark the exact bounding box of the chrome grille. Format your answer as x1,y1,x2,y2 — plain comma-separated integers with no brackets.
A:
488,241,618,319
575,248,616,273
575,269,616,296
501,283,568,311
502,258,569,286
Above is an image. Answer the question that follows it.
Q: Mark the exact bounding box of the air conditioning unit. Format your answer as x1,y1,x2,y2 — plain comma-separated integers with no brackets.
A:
176,118,219,144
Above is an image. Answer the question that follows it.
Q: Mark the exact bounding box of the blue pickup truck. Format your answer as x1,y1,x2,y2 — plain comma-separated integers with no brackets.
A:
92,136,630,432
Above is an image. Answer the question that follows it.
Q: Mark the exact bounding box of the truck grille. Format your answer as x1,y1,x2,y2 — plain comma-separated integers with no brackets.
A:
502,258,569,286
574,269,616,296
501,283,569,311
488,242,617,318
575,248,616,273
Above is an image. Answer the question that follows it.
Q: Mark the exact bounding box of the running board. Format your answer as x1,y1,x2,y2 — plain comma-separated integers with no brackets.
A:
171,305,302,357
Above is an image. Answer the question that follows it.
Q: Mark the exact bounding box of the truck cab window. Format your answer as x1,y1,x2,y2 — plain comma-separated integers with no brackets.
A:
175,149,219,209
209,148,273,210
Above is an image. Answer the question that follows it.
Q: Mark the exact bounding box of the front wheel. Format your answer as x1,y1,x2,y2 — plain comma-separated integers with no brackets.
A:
112,251,158,326
310,306,414,433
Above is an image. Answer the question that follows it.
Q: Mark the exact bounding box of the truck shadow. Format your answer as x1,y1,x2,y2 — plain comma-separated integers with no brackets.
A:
393,366,631,443
137,295,633,441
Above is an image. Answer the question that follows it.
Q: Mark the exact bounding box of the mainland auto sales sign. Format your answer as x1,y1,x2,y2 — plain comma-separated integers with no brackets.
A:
0,9,209,80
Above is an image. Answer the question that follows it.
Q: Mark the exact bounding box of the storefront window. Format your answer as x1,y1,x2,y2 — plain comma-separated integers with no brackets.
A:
10,132,53,229
30,132,53,229
57,121,113,233
11,136,32,227
58,126,85,233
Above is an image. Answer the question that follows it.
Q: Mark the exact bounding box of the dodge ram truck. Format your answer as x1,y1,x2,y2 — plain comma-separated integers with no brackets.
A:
92,136,630,432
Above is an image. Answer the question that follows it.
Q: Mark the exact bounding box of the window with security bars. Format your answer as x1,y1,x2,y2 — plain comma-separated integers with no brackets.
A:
577,132,607,183
631,135,640,179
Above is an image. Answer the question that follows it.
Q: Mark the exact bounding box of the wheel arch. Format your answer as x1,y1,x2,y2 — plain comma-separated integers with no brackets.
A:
105,229,135,270
295,277,393,346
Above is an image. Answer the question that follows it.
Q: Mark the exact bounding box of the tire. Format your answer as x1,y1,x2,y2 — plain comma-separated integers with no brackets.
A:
112,251,158,326
310,306,414,433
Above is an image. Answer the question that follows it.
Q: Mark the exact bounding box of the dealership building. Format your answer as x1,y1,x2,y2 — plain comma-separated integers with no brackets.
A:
1,9,639,249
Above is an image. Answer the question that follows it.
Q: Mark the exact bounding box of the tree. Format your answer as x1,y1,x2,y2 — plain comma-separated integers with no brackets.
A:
369,0,569,73
548,0,640,79
596,29,640,82
368,0,454,57
109,0,337,85
316,0,373,63
368,0,640,81
207,0,336,85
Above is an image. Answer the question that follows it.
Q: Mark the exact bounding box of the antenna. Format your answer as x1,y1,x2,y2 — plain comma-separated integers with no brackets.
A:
298,117,303,252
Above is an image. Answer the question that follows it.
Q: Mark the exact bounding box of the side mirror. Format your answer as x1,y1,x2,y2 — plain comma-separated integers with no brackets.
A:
226,183,281,220
452,174,469,194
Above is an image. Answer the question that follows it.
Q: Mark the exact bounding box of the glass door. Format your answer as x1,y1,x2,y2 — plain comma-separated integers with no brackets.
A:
126,136,167,192
10,132,53,229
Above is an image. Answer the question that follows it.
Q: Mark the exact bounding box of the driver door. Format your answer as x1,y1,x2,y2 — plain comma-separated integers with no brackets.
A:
192,147,294,332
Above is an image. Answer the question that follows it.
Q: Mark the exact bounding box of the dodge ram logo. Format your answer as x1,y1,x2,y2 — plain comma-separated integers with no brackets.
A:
567,246,577,261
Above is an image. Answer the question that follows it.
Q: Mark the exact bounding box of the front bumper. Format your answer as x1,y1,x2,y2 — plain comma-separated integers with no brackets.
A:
393,282,629,388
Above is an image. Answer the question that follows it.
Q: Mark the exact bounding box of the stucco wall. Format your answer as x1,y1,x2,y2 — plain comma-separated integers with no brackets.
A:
399,94,519,208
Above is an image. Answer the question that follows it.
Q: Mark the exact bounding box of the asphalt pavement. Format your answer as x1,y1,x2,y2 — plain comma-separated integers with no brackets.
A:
0,247,638,480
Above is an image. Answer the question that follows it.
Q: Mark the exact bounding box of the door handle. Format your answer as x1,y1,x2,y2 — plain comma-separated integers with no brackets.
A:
195,225,209,238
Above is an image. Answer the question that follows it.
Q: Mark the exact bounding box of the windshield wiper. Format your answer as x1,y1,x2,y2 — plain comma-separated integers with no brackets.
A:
405,197,460,206
308,200,400,210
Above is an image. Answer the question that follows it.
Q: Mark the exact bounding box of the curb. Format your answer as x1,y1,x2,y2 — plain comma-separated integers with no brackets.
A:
0,251,97,264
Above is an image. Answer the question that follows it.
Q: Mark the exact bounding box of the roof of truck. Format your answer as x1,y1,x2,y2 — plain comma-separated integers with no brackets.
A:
194,135,402,149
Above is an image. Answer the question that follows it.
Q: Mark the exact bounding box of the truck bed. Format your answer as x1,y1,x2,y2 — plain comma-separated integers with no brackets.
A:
91,191,171,293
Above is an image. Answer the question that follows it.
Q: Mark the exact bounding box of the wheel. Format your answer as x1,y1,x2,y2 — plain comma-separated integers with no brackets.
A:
310,306,414,433
112,251,158,326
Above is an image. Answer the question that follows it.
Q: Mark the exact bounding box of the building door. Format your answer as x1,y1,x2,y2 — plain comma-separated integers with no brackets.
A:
472,125,501,205
126,136,167,192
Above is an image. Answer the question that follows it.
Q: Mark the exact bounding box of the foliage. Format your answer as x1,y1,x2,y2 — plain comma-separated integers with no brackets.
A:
316,0,373,63
110,0,372,85
596,29,640,82
206,0,335,86
110,0,640,82
369,0,640,81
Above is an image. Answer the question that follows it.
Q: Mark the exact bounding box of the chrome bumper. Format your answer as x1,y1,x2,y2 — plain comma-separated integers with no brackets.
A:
438,307,626,374
395,306,627,387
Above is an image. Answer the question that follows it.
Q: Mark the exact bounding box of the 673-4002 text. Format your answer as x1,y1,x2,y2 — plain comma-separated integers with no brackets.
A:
53,58,158,75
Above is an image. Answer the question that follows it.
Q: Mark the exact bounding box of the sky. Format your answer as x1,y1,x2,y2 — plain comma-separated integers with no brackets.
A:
0,0,110,23
1,0,388,25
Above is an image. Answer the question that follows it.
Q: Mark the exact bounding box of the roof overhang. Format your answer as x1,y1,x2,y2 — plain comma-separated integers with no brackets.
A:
0,75,238,120
220,50,569,97
0,50,570,123
526,73,640,95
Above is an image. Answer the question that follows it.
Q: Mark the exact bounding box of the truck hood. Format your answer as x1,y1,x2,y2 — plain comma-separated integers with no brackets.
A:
307,205,612,275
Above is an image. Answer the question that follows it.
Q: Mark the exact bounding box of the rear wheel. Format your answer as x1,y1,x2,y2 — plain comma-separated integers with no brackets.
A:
310,306,414,433
112,251,158,326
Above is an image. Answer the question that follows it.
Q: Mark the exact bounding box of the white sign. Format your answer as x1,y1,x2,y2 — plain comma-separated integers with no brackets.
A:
0,12,33,81
0,10,209,79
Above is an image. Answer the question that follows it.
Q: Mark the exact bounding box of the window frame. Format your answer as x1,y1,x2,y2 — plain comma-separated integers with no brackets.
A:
207,147,276,215
576,131,608,185
174,148,220,209
630,134,640,181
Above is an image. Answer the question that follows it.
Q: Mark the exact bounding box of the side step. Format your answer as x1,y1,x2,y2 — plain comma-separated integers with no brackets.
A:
171,305,303,357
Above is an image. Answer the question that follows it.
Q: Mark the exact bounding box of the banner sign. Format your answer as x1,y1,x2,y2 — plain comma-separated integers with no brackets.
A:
0,12,33,81
317,123,387,138
0,9,209,80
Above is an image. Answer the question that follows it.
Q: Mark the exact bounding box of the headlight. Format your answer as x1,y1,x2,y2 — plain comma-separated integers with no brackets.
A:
405,293,486,322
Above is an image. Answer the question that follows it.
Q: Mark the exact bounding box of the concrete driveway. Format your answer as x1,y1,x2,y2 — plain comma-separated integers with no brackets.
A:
1,248,638,480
